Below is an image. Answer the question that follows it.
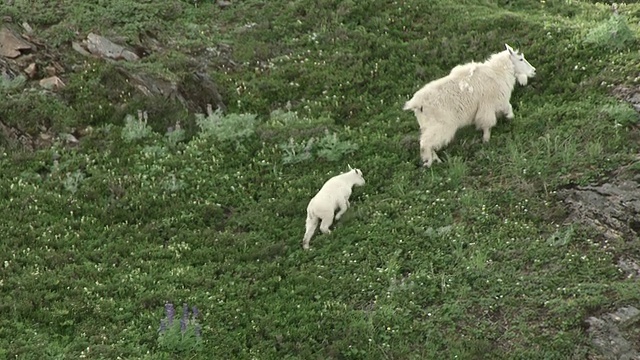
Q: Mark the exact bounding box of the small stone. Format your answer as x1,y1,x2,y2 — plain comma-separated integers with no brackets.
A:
39,76,65,90
72,41,92,57
44,65,56,76
21,22,33,34
23,62,36,78
60,133,79,144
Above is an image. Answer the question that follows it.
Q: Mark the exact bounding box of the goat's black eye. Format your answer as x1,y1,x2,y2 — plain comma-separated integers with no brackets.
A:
519,59,523,61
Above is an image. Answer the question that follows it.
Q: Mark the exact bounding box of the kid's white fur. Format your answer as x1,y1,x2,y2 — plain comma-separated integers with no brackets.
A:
303,166,365,250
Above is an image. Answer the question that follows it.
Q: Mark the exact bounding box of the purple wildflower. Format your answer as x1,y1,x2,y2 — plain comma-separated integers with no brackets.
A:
165,302,175,326
192,306,199,320
180,303,189,334
195,324,202,338
159,319,167,334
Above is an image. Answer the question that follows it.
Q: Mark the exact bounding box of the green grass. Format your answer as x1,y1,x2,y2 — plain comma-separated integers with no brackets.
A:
1,0,640,358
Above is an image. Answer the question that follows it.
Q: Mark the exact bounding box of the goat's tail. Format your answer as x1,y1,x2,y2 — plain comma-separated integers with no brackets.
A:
403,97,423,113
302,211,319,250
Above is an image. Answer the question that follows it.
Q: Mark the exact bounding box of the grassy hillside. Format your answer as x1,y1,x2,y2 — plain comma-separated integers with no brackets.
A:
0,0,639,358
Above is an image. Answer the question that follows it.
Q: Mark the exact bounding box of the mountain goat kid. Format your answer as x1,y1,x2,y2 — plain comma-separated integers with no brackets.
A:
403,44,536,167
303,167,365,250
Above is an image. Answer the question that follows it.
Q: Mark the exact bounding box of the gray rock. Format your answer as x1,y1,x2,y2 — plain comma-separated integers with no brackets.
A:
557,181,640,242
83,33,139,61
618,257,640,279
586,306,640,360
0,26,33,58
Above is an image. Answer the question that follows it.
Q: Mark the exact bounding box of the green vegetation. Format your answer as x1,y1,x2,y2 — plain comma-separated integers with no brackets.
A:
1,0,639,358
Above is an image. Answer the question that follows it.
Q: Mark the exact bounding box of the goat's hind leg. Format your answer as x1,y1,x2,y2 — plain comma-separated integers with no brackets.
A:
319,214,334,234
302,214,319,250
419,121,455,167
504,103,514,120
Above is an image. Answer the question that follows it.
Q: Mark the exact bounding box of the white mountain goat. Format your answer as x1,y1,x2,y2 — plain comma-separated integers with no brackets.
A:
403,44,536,167
302,166,366,250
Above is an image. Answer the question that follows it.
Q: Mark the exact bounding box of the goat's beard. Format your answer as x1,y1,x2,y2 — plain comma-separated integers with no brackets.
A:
516,74,529,86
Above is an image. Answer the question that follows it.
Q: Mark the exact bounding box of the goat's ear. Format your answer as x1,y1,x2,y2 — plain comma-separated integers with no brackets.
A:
348,164,353,171
505,43,515,55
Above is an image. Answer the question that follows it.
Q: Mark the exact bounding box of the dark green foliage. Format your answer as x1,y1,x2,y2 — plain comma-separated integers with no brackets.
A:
0,0,639,359
583,14,637,51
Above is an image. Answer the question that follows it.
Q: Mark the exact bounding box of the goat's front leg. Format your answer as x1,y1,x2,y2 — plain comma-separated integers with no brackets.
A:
335,198,349,221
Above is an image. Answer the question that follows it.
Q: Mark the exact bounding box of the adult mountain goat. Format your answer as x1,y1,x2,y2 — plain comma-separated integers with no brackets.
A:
403,44,536,167
303,166,365,250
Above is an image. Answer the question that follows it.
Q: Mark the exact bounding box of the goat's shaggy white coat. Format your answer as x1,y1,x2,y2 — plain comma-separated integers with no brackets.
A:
403,44,536,167
303,167,365,250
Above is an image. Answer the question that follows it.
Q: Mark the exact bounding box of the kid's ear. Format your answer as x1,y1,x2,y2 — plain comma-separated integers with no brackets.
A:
348,164,353,171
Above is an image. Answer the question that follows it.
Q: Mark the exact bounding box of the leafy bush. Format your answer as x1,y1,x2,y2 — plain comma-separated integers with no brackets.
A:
279,137,315,164
268,108,300,126
316,131,359,161
122,110,154,142
583,14,636,51
62,170,86,194
195,105,257,141
278,130,358,164
165,121,187,146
